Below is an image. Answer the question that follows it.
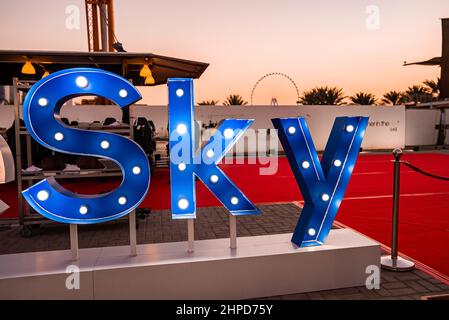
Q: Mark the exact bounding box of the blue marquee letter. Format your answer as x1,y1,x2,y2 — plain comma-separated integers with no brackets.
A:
22,68,150,224
272,116,368,247
168,78,259,218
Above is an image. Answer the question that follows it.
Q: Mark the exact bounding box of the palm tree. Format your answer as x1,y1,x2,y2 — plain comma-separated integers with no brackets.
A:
404,85,433,103
223,94,248,106
423,78,440,98
299,86,346,105
350,92,377,105
198,100,220,105
382,91,405,105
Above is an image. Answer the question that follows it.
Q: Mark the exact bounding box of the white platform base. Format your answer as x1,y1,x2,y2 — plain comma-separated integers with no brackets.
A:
0,229,380,299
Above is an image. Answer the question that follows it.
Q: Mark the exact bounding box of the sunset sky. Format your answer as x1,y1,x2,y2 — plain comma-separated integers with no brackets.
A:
1,0,448,105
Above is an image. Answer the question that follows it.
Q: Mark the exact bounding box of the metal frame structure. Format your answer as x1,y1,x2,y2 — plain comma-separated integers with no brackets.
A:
85,0,116,52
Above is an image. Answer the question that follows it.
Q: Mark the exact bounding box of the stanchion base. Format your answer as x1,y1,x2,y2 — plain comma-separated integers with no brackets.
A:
381,255,415,271
0,230,380,299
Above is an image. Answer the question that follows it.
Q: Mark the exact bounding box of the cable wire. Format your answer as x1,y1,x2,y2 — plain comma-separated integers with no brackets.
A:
402,161,449,181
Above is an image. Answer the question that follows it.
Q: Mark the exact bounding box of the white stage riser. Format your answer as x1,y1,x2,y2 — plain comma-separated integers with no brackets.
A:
0,230,380,300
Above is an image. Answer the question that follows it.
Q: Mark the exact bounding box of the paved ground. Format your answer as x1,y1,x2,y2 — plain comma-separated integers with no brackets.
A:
0,204,297,254
0,203,448,300
269,268,449,300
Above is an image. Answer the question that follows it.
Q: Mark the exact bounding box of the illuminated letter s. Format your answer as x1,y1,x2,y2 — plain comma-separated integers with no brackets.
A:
22,68,150,224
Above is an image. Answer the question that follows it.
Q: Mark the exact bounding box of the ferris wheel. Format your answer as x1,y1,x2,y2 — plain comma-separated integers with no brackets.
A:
250,72,300,105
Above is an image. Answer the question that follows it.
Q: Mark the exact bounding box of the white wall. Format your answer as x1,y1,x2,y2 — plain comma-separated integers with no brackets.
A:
405,109,440,146
133,105,405,150
5,103,447,150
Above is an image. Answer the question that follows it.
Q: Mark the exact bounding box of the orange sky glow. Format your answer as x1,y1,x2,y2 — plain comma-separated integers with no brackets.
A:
1,0,448,105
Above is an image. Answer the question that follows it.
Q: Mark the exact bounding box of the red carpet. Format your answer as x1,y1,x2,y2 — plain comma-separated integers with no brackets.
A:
1,153,449,278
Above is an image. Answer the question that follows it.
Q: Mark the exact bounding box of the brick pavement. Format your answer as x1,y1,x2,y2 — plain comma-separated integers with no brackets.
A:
0,204,299,254
0,203,448,300
271,269,449,300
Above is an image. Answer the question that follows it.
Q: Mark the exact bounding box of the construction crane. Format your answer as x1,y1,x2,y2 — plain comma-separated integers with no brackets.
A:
404,18,449,100
85,0,124,52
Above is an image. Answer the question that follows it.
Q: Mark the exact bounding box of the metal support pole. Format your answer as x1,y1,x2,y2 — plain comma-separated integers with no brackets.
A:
391,150,401,261
187,219,194,253
436,109,446,146
230,215,237,249
381,148,415,271
13,78,24,226
25,135,32,167
100,3,109,51
129,211,137,256
70,224,79,261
